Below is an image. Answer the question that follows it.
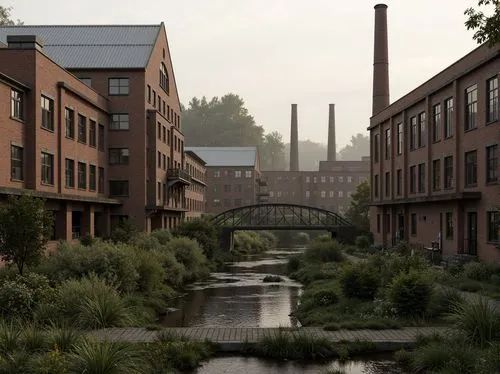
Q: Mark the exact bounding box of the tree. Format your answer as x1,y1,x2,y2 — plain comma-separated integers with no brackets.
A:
344,180,370,231
260,131,286,171
465,1,500,46
337,133,370,161
284,140,327,171
0,6,23,25
0,194,54,275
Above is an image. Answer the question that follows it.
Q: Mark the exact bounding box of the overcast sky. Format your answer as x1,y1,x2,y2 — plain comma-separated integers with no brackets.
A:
7,0,479,148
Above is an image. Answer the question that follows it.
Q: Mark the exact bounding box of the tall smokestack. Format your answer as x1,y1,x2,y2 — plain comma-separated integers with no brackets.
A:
290,104,299,171
327,104,336,162
372,4,390,116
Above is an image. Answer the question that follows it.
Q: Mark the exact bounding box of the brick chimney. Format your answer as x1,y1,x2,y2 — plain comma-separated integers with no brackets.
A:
327,104,336,162
290,104,299,171
372,4,390,115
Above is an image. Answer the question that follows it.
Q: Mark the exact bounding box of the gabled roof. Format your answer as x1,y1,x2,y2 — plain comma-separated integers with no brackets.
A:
185,147,257,167
0,25,161,69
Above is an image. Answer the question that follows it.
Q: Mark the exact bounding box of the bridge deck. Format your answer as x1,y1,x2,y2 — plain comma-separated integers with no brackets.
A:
91,326,448,348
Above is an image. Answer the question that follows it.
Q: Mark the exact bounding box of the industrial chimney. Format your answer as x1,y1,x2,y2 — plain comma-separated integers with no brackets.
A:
327,104,336,162
372,4,390,116
290,104,299,171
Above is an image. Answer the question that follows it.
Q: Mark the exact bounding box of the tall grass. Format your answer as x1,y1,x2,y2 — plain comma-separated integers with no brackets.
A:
77,293,132,329
257,331,335,360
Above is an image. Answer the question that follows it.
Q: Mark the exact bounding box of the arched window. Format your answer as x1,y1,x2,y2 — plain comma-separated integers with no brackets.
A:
159,63,169,95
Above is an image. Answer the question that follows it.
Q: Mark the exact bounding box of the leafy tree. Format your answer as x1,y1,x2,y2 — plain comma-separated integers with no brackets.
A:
465,0,500,46
0,194,54,275
337,133,370,161
284,140,327,171
344,180,370,231
260,131,286,171
0,6,23,25
172,218,220,258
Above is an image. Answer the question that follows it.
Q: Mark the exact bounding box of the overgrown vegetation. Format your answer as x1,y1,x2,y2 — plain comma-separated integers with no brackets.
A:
233,231,278,254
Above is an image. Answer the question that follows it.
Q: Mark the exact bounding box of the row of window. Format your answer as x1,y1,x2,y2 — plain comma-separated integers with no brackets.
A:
187,183,205,194
185,198,204,212
63,158,104,192
186,162,205,182
304,175,358,184
64,108,105,150
213,184,253,193
373,144,498,198
268,190,352,199
213,170,253,178
156,122,183,151
374,76,498,162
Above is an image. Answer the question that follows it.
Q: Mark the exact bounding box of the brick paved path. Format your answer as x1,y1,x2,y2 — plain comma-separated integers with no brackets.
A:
90,326,449,344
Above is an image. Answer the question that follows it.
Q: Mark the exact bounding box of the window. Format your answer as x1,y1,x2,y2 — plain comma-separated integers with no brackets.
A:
396,123,403,155
409,116,417,150
444,156,453,189
153,90,156,107
385,214,391,233
465,84,477,131
236,184,242,192
65,159,74,188
373,133,380,162
305,191,310,198
432,159,441,191
347,191,352,198
418,163,425,193
306,176,310,183
446,212,454,239
385,171,390,197
160,63,169,94
108,78,129,95
487,77,499,123
162,154,166,170
329,190,334,197
377,214,381,233
79,78,92,87
98,167,104,193
418,112,426,147
321,176,326,183
109,148,130,165
409,166,416,194
78,114,87,143
147,85,151,103
374,174,379,197
89,165,96,191
338,176,344,183
487,211,499,242
224,184,232,192
157,151,161,168
486,145,498,183
64,108,74,138
78,162,86,189
214,171,220,178
89,120,96,147
157,182,161,200
109,181,129,196
385,128,391,159
347,176,352,183
98,124,105,151
41,95,54,130
321,191,326,198
41,152,53,185
234,198,242,207
110,114,129,130
444,97,454,138
213,199,221,207
338,191,343,198
396,169,402,196
235,170,242,178
224,199,231,207
10,145,23,181
245,171,252,178
411,213,417,235
11,89,23,120
432,104,441,142
465,150,477,187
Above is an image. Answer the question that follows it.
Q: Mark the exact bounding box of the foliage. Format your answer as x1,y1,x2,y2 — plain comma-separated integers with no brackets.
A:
165,237,208,282
149,229,172,245
465,0,500,46
304,238,344,263
110,219,138,244
284,140,327,171
260,131,286,171
32,346,70,374
295,232,310,245
339,263,380,300
172,218,219,258
463,261,496,282
389,271,433,317
337,133,370,161
344,180,370,231
448,297,500,348
263,275,283,283
0,6,23,25
234,231,275,254
354,235,371,250
0,194,54,275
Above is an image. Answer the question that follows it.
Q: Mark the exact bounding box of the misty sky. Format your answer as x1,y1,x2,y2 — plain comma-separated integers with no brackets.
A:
7,0,479,148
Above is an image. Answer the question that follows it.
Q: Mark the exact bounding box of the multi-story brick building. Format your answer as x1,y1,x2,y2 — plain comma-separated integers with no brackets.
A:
0,24,198,238
184,150,206,220
185,147,266,215
369,4,500,261
263,104,370,216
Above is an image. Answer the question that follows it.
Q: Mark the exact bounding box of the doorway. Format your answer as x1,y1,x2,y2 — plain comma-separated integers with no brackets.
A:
398,214,405,242
467,212,477,255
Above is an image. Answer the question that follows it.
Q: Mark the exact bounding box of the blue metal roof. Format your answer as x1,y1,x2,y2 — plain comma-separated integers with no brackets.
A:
0,25,161,68
185,147,257,167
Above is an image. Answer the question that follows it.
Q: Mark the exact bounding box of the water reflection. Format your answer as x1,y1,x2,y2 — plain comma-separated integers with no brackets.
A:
161,249,302,327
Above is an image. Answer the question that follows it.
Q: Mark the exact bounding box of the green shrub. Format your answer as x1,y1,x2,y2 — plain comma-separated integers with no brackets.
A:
448,297,499,348
234,231,272,254
392,241,412,256
426,288,463,318
259,231,278,248
355,235,370,250
369,253,429,286
339,263,380,300
131,232,162,251
463,261,495,282
80,233,94,247
287,255,302,274
109,220,138,244
158,250,185,287
458,280,482,293
257,332,335,360
389,271,432,317
21,324,48,353
150,229,172,245
0,275,49,319
0,321,21,354
305,239,344,263
172,219,219,258
28,347,69,374
165,237,207,282
311,289,339,307
295,232,310,245
476,343,500,374
130,250,166,294
48,326,82,352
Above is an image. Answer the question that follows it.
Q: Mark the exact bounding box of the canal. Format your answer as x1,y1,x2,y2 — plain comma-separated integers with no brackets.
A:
162,247,398,373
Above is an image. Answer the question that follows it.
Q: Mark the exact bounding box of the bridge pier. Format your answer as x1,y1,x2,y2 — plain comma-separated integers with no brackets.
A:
220,228,234,251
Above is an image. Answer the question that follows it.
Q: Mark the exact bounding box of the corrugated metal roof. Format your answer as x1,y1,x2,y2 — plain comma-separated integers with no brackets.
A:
185,147,257,167
0,25,161,68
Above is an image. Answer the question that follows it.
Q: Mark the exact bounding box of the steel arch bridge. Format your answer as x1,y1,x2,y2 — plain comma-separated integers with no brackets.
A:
210,203,357,249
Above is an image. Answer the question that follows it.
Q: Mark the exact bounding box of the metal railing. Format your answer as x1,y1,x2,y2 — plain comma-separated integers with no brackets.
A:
167,168,191,182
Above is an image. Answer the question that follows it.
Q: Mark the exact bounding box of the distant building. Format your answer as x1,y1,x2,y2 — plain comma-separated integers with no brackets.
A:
184,150,207,221
369,4,500,261
185,147,267,215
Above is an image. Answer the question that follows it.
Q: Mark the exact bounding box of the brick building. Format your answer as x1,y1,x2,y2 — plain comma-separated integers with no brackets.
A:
369,4,500,261
184,150,206,220
185,147,266,215
263,103,370,216
0,24,199,239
